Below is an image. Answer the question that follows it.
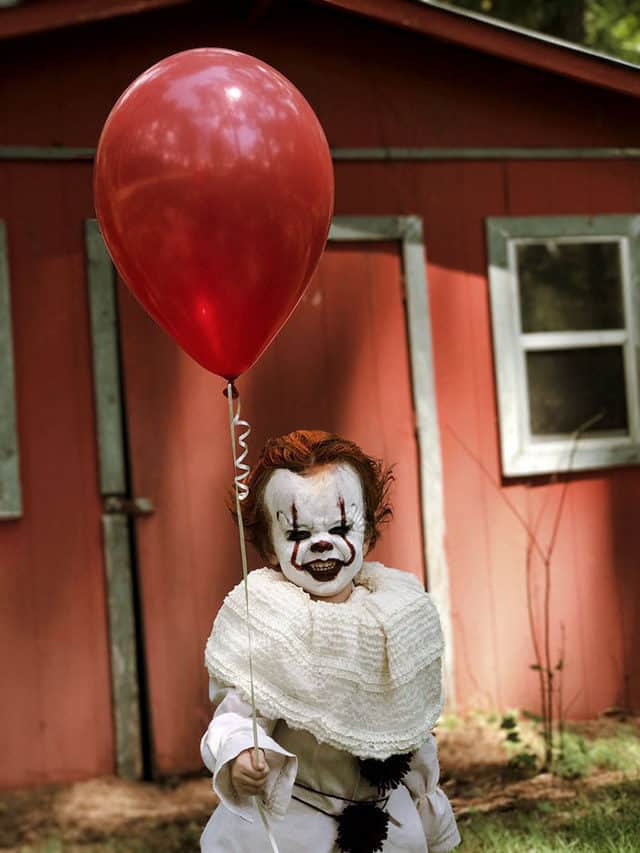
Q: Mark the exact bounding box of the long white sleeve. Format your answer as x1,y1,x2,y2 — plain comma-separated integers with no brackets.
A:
200,680,298,822
403,735,461,853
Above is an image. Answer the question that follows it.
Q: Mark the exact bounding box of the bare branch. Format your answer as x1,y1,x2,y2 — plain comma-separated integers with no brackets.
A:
446,426,547,563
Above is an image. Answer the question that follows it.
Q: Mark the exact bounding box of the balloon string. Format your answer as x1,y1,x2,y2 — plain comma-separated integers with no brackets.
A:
226,382,280,853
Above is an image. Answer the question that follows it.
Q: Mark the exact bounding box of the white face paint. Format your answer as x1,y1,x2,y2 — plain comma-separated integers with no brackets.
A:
263,463,366,599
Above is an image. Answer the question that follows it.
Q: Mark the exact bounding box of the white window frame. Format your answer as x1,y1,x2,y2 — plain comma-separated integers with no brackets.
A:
487,214,640,477
0,220,22,518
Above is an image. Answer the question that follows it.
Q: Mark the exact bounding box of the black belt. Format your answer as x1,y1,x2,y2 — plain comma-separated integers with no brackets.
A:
291,782,392,853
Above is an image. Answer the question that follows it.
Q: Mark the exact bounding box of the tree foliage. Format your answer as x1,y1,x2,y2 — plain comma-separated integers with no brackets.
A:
446,0,640,63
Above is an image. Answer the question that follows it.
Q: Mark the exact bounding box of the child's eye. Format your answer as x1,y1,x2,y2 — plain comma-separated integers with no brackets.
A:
329,524,352,536
286,530,311,542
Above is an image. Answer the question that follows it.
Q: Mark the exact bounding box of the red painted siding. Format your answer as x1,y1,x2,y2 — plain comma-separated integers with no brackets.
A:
1,1,639,785
0,163,113,787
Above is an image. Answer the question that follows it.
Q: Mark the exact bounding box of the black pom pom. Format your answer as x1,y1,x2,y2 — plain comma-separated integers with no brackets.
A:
336,802,390,853
359,752,414,794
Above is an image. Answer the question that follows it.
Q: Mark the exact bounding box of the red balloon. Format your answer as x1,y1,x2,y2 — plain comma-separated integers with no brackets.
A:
94,49,334,380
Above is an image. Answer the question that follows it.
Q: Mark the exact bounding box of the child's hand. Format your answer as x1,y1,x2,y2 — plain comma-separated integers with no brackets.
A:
231,748,270,797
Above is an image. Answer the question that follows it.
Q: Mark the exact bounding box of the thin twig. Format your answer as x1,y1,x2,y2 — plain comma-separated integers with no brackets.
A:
526,533,548,766
557,623,566,762
446,427,547,563
546,411,604,561
543,549,553,768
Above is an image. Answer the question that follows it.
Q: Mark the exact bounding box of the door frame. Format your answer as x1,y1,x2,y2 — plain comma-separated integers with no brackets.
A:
329,216,455,706
86,220,144,779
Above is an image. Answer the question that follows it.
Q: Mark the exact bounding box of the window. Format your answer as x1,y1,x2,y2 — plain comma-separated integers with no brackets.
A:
487,215,640,476
0,221,21,518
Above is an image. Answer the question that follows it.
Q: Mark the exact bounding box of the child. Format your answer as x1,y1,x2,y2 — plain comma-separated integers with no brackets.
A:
201,430,460,853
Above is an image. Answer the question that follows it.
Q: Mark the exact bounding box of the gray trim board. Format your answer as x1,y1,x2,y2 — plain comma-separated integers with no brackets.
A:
332,147,640,161
86,221,127,495
329,216,456,708
0,146,95,160
0,221,22,519
102,514,143,780
85,220,143,780
3,145,640,162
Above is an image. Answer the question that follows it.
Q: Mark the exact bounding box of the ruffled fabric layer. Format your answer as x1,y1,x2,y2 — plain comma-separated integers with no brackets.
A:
205,562,444,759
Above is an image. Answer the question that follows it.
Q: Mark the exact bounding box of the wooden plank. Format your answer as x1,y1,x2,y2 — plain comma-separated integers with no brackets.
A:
85,220,143,779
0,147,95,161
85,220,127,496
488,213,640,240
101,514,143,780
521,331,628,350
5,146,640,163
332,147,640,161
401,216,456,709
0,221,21,518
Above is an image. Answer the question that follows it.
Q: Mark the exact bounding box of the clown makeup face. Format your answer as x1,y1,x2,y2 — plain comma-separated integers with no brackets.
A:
263,463,366,601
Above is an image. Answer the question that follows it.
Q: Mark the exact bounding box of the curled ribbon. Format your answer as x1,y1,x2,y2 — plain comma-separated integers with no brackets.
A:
232,398,251,501
226,382,281,853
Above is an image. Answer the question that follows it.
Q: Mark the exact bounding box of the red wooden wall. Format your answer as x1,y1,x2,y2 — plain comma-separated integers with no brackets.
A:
0,162,112,786
1,1,639,786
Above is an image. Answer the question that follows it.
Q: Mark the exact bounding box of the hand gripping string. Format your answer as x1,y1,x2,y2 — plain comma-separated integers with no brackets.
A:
226,382,281,853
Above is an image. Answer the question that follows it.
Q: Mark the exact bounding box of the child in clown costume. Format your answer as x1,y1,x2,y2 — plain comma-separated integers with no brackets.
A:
200,430,460,853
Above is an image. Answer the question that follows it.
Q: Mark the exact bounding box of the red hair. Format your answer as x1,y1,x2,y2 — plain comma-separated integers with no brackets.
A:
235,430,393,560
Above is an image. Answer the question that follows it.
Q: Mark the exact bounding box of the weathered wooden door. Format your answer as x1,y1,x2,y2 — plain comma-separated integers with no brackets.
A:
107,217,435,775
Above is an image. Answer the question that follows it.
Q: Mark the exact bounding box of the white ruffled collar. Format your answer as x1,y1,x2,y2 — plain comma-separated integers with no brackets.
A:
205,562,444,759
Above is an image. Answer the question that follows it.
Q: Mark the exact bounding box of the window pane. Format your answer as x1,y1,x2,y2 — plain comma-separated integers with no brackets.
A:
517,241,624,332
526,347,628,436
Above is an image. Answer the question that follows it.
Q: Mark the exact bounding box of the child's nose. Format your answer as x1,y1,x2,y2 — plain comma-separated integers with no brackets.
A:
310,540,332,553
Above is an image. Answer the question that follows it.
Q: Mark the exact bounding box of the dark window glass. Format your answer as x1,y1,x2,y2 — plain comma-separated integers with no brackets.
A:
526,347,628,436
517,241,624,332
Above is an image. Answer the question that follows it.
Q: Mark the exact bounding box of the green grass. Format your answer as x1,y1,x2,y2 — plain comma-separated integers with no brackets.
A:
555,726,640,779
586,726,640,773
459,780,640,852
489,711,640,780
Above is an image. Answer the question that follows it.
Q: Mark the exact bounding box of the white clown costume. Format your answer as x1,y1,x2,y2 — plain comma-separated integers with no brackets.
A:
200,562,460,853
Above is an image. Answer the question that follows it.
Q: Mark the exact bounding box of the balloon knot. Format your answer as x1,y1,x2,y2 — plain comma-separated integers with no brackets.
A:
223,382,239,399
